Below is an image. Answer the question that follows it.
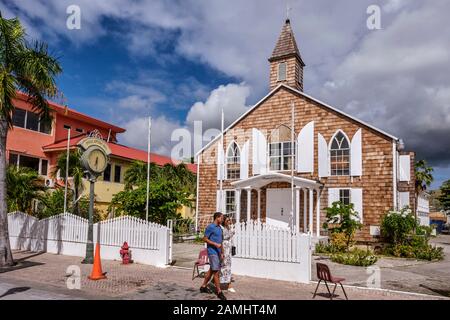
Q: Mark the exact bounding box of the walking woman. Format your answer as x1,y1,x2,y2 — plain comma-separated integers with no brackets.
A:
220,216,235,292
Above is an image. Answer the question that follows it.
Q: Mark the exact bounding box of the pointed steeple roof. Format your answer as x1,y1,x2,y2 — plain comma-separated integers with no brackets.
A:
269,19,305,66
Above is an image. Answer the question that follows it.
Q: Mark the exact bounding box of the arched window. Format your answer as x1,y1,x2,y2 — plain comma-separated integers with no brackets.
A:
226,142,240,180
330,131,350,176
269,125,295,171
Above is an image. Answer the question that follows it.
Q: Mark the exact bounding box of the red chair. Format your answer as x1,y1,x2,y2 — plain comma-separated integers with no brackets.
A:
313,263,348,300
192,248,209,280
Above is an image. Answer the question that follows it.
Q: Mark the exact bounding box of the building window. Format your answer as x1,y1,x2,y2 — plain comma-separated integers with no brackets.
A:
225,190,236,218
278,62,287,81
103,164,111,182
226,142,240,180
9,153,49,176
330,131,350,176
12,109,26,127
64,125,71,130
339,189,351,205
114,165,121,183
19,155,40,172
9,153,18,166
269,125,295,171
41,159,48,176
26,112,39,131
269,142,295,171
76,128,84,133
39,119,52,134
12,108,51,134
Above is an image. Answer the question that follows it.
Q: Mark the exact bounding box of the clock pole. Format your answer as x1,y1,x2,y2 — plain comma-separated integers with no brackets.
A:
82,173,96,264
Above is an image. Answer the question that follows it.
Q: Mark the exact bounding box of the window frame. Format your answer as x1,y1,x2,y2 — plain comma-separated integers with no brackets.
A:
269,141,296,172
339,189,351,206
12,108,52,135
329,130,351,177
103,163,112,182
9,152,49,176
225,190,236,219
226,141,241,180
278,62,287,81
114,164,122,183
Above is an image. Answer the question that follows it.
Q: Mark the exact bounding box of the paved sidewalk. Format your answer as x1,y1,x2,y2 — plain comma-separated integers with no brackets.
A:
0,250,445,300
312,235,450,298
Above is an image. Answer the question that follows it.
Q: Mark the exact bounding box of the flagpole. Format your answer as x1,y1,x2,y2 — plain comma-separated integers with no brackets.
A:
63,128,71,214
220,108,224,213
146,116,151,222
291,101,295,233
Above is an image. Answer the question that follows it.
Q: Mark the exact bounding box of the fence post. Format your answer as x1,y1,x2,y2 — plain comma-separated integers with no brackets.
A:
166,219,173,265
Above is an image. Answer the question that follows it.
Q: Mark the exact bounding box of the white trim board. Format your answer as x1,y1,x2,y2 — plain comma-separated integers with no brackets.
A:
196,84,399,157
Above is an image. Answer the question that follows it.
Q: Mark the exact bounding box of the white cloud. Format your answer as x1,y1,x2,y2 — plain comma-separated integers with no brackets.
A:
119,116,181,156
186,83,250,130
320,0,450,165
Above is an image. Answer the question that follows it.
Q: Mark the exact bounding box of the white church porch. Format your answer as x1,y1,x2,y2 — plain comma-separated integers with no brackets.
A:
228,172,324,238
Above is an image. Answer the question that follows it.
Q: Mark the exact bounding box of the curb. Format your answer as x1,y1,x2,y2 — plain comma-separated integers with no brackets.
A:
310,280,448,300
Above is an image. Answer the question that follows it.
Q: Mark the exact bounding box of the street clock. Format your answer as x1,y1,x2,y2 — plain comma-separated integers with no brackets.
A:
77,130,111,176
81,146,108,175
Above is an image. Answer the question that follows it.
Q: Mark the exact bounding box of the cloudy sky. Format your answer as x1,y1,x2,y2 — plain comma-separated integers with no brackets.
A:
1,0,449,188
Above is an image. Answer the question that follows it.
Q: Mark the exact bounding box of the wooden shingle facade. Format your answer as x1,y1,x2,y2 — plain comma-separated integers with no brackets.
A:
195,19,415,241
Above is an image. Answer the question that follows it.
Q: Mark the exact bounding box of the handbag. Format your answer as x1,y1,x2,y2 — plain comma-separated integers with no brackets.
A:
231,246,236,256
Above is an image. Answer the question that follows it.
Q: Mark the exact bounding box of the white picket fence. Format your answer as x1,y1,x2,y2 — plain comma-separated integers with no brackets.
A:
232,221,311,283
8,212,172,267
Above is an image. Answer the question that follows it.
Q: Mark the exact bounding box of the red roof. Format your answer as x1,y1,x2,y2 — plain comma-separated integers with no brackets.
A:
43,136,197,173
15,91,126,134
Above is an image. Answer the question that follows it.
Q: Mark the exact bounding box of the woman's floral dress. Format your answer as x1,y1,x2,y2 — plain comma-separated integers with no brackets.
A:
220,226,235,284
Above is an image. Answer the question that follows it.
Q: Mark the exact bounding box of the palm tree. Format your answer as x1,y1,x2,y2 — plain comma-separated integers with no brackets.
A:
6,165,44,213
414,160,434,221
53,150,85,215
161,163,196,195
0,14,62,266
124,160,162,190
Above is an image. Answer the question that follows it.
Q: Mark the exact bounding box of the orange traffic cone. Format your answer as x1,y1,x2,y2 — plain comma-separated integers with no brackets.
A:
88,243,107,280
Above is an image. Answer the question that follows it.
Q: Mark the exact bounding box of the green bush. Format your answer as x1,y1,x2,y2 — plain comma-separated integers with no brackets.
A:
323,202,362,251
331,248,378,267
314,233,349,255
380,207,417,245
384,243,444,261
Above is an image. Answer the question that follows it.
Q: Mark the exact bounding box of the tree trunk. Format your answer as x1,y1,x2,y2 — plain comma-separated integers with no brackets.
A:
0,118,14,267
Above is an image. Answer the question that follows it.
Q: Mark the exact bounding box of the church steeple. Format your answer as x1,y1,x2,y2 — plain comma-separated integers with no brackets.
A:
269,19,305,91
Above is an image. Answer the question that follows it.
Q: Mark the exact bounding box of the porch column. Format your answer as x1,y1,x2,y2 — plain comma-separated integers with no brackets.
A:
257,189,261,221
235,189,241,222
246,187,252,222
303,189,307,233
316,189,321,237
295,187,300,234
309,188,314,236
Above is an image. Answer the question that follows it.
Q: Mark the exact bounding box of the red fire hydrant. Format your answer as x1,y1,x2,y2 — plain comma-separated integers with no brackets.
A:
120,242,132,264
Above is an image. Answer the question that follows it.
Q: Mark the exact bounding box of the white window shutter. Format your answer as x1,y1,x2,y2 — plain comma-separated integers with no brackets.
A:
217,142,224,180
328,188,339,207
240,141,249,180
297,121,314,173
351,188,363,223
399,155,411,182
399,192,410,209
351,129,362,176
252,128,267,175
318,133,329,178
216,190,224,212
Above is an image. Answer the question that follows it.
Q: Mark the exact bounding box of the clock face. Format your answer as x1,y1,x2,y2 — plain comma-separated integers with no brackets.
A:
86,148,108,173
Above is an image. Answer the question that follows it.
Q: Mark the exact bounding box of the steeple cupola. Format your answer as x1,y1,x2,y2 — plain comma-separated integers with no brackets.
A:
269,19,305,91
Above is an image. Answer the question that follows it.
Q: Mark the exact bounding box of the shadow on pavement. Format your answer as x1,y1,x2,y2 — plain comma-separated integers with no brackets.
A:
0,286,31,298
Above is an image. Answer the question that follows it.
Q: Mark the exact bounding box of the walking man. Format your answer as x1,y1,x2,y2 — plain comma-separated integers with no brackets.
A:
200,212,226,300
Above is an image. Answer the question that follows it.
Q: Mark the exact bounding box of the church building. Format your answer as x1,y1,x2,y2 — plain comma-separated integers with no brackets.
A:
195,19,415,241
